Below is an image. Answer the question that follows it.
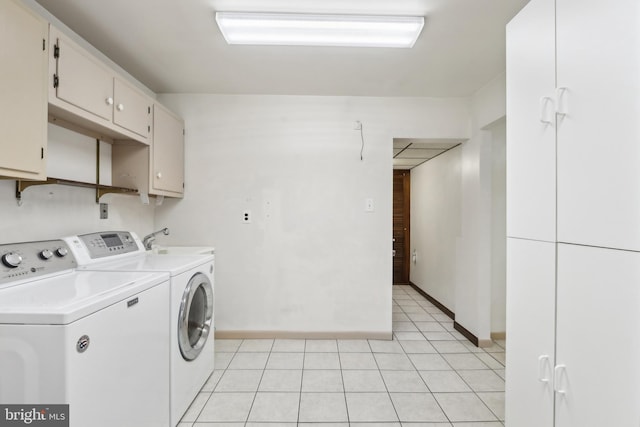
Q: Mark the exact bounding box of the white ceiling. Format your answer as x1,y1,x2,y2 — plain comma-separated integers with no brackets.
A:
34,0,529,97
393,138,464,169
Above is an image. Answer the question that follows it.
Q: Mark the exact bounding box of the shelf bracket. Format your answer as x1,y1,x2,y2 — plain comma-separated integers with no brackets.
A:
96,139,101,203
16,179,55,206
96,187,137,203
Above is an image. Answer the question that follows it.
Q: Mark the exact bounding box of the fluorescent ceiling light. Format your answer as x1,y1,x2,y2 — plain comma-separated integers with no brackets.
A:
215,12,425,48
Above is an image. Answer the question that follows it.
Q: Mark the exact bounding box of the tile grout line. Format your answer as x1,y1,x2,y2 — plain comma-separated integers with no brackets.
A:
336,339,350,424
401,286,504,423
398,294,454,425
296,339,306,425
192,338,243,424
367,334,401,423
242,339,274,424
405,291,505,423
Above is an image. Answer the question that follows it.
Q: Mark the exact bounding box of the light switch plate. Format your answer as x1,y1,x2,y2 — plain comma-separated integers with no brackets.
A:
365,198,374,212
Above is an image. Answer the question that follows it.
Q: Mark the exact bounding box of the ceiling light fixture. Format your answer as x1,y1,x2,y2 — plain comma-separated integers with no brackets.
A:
215,12,425,48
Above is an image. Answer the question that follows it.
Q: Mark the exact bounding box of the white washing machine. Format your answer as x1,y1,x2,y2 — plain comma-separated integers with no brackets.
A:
64,231,215,427
0,239,170,427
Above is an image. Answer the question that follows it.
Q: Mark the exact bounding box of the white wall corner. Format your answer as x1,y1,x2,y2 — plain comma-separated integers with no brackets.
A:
454,73,508,342
472,72,507,130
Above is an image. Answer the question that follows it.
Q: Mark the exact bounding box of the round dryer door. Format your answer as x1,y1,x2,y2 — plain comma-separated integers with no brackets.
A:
178,272,213,361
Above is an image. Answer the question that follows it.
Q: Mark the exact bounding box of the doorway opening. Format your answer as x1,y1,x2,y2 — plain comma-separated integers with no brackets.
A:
392,138,462,287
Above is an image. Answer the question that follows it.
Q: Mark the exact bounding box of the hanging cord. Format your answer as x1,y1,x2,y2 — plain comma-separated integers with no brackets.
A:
359,123,365,161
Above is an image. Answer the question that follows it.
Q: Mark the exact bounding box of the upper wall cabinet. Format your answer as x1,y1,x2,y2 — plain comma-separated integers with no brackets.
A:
112,103,185,198
48,26,152,144
152,103,184,195
113,77,151,139
53,29,112,122
0,0,48,180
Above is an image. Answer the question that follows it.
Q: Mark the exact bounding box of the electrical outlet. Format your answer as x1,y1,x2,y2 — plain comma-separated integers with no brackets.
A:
100,203,108,219
354,120,362,130
242,210,252,224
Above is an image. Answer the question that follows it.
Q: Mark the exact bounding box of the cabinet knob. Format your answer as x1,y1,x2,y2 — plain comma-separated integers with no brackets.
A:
116,103,125,112
106,97,114,106
156,172,162,179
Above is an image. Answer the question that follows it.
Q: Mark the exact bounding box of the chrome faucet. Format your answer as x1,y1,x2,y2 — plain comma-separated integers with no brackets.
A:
142,227,170,250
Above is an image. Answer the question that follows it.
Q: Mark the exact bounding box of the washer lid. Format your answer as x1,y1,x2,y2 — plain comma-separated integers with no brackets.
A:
76,254,214,277
0,270,169,325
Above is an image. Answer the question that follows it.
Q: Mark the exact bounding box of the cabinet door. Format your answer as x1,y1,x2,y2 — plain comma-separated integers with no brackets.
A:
556,244,640,426
152,104,184,195
0,0,48,179
53,29,113,122
505,238,556,427
556,0,640,251
113,77,152,141
505,0,556,242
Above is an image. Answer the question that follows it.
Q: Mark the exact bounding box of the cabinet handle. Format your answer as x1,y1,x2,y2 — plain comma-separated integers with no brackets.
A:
116,103,125,112
539,96,554,124
106,97,114,106
556,87,568,116
538,355,550,383
156,172,162,179
554,364,567,395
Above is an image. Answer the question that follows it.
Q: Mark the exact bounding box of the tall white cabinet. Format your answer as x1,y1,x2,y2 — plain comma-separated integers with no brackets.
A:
506,0,640,426
555,245,640,427
505,0,556,242
505,239,555,427
555,0,640,252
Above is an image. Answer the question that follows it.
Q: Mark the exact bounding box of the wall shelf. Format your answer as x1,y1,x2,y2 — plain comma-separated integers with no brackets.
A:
15,177,137,204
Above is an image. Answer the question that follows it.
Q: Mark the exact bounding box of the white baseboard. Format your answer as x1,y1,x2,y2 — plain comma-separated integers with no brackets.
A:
490,332,506,340
478,339,494,348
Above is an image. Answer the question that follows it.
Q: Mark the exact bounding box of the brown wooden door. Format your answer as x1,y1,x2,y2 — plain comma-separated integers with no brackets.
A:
393,170,410,285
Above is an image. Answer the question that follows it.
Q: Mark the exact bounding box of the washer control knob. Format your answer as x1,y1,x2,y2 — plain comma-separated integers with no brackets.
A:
39,249,54,260
2,253,23,268
55,247,68,257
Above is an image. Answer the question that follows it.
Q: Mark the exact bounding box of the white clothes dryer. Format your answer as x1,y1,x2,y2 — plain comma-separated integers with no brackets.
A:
64,231,215,427
0,239,170,427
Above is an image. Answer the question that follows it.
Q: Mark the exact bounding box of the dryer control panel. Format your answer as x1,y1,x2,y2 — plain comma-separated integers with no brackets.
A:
0,240,76,286
78,231,141,259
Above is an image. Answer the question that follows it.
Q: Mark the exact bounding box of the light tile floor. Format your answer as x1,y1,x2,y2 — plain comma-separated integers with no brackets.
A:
179,284,506,427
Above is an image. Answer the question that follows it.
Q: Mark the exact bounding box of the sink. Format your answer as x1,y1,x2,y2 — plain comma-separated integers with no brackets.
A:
151,246,215,255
